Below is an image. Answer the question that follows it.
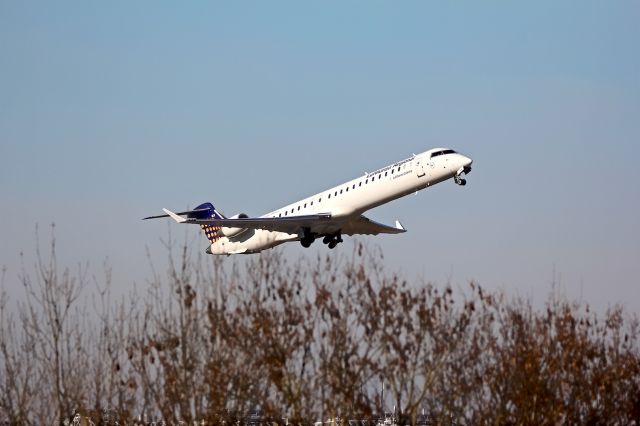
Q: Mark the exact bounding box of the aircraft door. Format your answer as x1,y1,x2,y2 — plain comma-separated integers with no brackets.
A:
414,157,426,177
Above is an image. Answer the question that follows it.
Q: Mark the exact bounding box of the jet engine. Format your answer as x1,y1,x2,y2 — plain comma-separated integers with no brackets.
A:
221,213,249,238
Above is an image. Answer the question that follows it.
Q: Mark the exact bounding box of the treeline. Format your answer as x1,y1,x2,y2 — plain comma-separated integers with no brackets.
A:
1,230,639,425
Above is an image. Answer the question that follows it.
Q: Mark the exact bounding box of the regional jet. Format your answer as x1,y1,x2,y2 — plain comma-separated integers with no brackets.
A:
143,148,472,255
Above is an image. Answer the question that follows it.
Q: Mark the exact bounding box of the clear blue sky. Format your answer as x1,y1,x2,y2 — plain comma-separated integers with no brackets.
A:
1,2,639,311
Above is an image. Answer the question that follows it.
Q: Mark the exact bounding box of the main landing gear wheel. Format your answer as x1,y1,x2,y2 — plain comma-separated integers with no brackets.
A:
300,234,316,248
300,227,316,248
323,232,343,249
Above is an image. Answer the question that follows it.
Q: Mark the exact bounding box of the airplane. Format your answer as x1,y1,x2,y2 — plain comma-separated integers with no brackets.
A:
143,148,473,255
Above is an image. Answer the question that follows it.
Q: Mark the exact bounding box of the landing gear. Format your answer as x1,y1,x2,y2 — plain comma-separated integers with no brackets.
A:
323,232,343,249
454,166,470,186
300,227,316,248
303,230,343,249
454,175,466,186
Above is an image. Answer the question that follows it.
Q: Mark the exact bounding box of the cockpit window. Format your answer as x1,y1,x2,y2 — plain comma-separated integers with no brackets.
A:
430,149,456,158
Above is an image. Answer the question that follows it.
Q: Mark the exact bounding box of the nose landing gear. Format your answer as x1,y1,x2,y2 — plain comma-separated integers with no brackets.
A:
454,166,470,186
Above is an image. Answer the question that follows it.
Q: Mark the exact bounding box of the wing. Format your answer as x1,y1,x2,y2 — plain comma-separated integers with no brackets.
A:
342,215,406,236
159,208,333,235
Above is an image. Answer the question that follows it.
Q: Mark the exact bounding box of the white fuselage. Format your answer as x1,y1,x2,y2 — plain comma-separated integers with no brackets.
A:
209,148,472,254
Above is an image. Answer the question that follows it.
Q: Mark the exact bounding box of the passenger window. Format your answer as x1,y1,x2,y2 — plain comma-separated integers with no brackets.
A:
340,189,343,194
311,201,313,206
279,213,281,217
335,191,337,196
328,194,331,199
319,197,321,202
346,187,348,192
304,203,307,208
372,176,375,181
352,184,355,189
366,179,369,183
359,182,362,187
385,172,388,176
291,208,294,213
378,174,381,179
297,206,300,211
285,211,288,216
391,169,394,174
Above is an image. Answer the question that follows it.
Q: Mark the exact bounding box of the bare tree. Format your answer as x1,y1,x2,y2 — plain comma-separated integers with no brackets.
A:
1,227,639,424
0,266,37,424
18,225,93,422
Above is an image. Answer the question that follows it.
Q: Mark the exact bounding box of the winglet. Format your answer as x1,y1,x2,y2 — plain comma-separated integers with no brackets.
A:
395,220,406,232
162,208,187,223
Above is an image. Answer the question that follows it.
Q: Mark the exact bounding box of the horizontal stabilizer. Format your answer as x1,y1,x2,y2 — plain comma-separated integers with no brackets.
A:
162,208,186,223
143,207,211,220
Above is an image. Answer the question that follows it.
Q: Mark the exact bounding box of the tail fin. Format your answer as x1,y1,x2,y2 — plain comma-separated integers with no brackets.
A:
189,202,224,244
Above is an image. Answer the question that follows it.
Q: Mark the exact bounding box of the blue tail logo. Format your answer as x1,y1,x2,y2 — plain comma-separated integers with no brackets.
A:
189,202,224,244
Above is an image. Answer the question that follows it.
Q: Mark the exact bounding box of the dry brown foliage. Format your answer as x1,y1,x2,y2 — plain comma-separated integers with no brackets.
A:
0,227,639,425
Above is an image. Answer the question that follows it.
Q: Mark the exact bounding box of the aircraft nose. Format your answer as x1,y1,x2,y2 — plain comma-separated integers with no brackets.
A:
459,155,473,174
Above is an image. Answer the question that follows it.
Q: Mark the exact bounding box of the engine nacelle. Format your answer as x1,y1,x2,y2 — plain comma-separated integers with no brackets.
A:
221,213,249,238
